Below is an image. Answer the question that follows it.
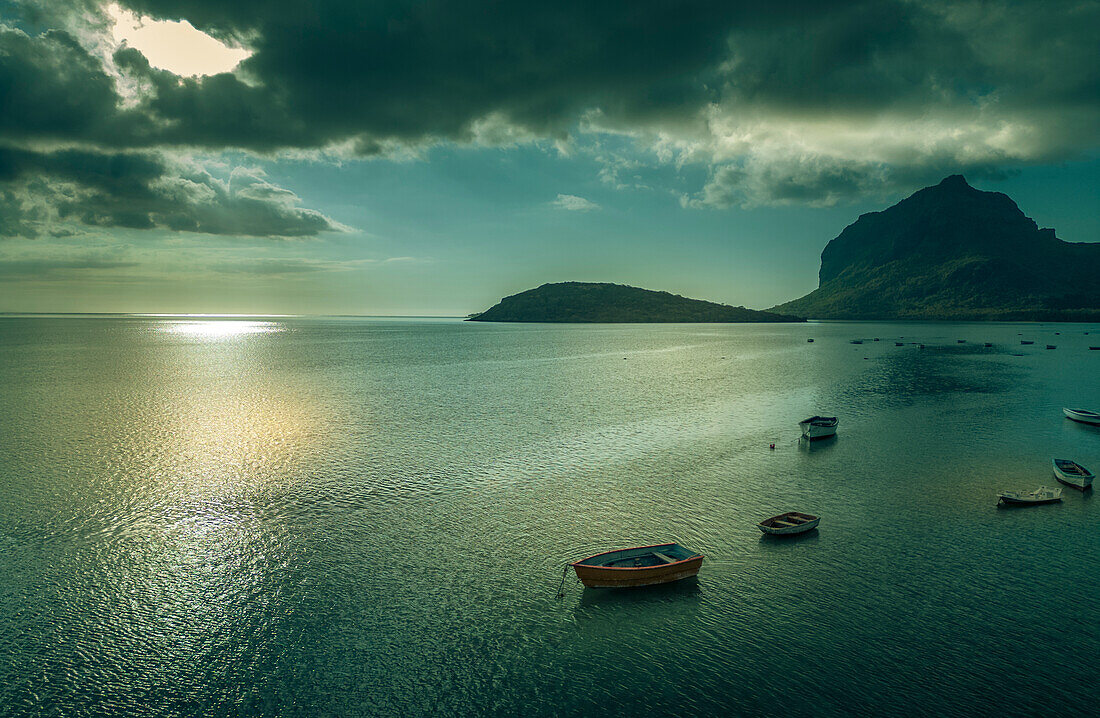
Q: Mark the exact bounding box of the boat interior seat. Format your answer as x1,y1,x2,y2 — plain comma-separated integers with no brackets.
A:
652,552,677,564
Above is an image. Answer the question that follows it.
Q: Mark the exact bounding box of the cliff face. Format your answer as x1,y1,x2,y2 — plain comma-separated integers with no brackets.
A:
773,175,1100,320
469,282,805,323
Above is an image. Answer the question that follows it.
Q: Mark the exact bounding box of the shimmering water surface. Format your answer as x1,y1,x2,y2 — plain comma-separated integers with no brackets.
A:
2,316,1099,716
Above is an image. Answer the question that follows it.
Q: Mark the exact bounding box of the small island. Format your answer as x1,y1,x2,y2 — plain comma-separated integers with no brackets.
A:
468,282,805,323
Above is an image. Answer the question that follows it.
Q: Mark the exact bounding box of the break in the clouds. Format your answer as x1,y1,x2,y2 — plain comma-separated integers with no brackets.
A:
0,0,1098,234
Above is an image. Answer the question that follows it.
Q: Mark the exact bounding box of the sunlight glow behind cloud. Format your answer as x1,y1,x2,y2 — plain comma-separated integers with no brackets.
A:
107,3,251,77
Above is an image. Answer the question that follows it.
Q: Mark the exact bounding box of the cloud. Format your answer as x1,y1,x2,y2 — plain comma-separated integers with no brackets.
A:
0,256,138,278
0,0,1098,212
552,194,600,211
206,257,381,275
0,147,346,237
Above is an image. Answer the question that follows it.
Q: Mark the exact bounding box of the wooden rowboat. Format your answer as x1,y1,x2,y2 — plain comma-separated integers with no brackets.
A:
1053,458,1094,491
1063,407,1100,425
758,511,820,535
799,415,838,440
570,543,704,588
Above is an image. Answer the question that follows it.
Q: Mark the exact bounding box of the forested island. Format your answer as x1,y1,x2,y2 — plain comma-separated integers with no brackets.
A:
468,283,805,323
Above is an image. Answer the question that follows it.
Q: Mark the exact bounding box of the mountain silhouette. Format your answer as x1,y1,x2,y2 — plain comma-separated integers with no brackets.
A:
773,175,1100,320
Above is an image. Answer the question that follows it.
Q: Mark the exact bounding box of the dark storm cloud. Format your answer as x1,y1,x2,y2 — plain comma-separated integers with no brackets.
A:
1,0,1098,217
108,1,1100,147
0,25,148,146
0,146,344,237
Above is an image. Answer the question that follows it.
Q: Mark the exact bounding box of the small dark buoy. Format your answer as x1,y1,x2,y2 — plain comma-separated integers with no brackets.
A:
918,344,925,349
807,338,814,343
957,339,966,343
1046,345,1056,350
873,338,880,342
769,443,775,450
984,343,992,347
1055,332,1060,335
895,342,903,346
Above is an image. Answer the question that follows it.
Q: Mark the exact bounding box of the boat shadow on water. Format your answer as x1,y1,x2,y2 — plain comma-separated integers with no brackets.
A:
995,501,1064,510
798,435,838,453
574,576,702,609
758,528,821,545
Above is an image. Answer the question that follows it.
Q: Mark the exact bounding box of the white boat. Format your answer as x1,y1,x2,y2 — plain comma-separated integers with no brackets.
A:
799,416,838,440
1053,459,1094,491
1063,407,1100,425
997,486,1062,506
758,511,820,535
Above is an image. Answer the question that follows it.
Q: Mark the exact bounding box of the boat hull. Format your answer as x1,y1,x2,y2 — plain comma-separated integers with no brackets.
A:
998,488,1062,505
1054,475,1093,491
800,424,837,440
758,517,820,535
1063,408,1100,425
571,556,704,589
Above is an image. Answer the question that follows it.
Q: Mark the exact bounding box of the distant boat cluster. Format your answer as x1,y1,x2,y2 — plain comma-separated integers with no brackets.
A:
826,330,1097,351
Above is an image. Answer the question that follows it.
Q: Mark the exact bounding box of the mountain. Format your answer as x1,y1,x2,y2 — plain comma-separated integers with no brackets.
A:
469,282,804,323
772,175,1100,320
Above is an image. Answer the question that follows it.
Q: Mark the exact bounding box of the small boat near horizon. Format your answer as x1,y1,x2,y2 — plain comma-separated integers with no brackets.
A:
997,486,1062,506
1063,408,1100,425
799,415,838,440
1046,345,1056,350
850,340,863,344
1021,340,1034,345
1053,459,1094,491
758,512,820,536
570,543,704,588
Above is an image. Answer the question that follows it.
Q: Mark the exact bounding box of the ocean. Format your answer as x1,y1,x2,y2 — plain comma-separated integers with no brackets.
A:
1,316,1098,716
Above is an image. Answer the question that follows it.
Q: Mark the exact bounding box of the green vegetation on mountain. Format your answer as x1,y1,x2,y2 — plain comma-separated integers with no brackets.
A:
469,282,805,323
772,175,1100,320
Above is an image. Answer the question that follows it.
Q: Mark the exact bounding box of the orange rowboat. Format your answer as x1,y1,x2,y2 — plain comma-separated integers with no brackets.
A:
570,543,704,588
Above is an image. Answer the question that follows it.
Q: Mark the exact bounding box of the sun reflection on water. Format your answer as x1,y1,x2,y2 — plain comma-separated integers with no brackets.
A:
162,320,284,339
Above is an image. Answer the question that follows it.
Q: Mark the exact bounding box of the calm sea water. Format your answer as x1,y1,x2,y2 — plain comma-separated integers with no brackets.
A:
1,316,1099,717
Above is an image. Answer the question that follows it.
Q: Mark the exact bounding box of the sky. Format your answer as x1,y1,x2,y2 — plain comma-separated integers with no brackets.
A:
0,0,1097,316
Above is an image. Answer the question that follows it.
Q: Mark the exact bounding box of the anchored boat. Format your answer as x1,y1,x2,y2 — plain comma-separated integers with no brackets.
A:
570,543,704,588
1063,407,1100,425
1053,459,1094,491
799,415,838,440
758,511,820,536
997,486,1062,506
